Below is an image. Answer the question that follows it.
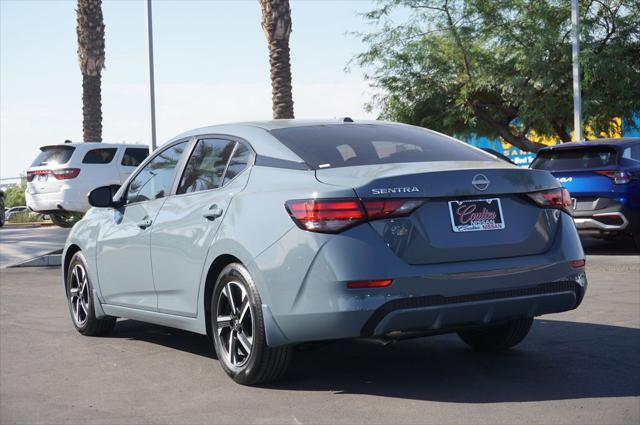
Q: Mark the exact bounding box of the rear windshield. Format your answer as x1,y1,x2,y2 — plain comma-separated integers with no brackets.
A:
270,124,492,169
31,146,75,166
531,147,619,171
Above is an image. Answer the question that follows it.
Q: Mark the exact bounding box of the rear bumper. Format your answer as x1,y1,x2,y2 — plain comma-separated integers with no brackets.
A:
572,198,639,236
25,186,89,213
252,213,587,347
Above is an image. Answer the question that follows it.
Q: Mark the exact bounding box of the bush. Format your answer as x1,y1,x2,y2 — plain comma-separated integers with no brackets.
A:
7,212,44,224
4,184,26,208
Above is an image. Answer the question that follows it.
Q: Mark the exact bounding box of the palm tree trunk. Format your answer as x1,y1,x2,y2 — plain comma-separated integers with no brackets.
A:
260,0,294,119
82,74,102,142
77,0,105,142
268,39,294,119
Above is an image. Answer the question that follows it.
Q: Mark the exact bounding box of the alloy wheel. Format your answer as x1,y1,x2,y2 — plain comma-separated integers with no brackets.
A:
69,264,90,327
216,281,254,368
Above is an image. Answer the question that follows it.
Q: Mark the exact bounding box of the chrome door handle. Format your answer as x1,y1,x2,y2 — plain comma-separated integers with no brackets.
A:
137,218,153,229
203,205,224,221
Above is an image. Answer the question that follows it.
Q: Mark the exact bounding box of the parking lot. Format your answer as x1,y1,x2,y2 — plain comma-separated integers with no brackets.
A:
0,238,638,424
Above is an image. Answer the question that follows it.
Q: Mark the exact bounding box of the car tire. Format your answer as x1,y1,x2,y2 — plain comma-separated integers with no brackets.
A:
211,263,292,385
458,318,534,350
50,212,83,228
66,252,116,336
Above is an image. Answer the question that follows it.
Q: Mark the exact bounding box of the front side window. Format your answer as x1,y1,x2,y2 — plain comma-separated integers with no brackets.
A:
121,148,149,167
623,144,640,161
126,142,188,204
177,139,236,194
82,148,117,164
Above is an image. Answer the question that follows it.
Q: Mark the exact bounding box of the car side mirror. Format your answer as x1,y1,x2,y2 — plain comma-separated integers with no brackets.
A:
88,185,122,208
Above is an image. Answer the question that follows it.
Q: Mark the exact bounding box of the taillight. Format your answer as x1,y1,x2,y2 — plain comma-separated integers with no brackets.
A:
526,188,572,215
285,198,424,233
347,279,393,289
595,170,632,184
26,170,50,182
52,168,80,180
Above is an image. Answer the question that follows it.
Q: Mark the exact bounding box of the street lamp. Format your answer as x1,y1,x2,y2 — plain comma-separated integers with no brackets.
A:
571,0,582,142
145,0,157,151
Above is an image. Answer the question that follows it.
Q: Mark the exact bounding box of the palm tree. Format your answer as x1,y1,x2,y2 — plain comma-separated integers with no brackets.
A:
76,0,105,142
259,0,294,119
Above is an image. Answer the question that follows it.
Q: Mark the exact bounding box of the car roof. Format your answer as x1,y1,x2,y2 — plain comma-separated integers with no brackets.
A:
39,143,149,150
541,138,640,151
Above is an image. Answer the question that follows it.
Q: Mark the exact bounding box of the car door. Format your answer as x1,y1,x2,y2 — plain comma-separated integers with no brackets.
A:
96,140,190,310
151,138,254,317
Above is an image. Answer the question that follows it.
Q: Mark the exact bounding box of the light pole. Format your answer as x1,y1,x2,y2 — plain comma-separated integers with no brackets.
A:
145,0,157,150
571,0,582,142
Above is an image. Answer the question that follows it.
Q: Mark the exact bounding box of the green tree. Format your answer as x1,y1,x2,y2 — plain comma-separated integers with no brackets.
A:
76,0,105,142
353,0,640,151
259,0,295,119
4,183,26,208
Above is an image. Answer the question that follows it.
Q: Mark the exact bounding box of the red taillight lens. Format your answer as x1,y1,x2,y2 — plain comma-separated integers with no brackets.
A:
286,199,366,233
361,198,425,219
526,188,572,215
52,168,80,180
595,170,632,184
570,259,586,269
347,279,393,289
285,198,424,233
26,170,50,182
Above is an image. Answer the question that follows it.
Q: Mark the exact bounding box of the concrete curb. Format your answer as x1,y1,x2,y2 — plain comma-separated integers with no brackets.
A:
10,250,63,268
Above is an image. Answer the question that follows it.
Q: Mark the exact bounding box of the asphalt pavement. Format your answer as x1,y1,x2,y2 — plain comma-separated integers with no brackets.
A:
0,225,69,268
0,239,638,424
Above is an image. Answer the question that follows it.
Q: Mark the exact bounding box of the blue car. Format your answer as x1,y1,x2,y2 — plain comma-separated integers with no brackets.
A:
63,120,587,385
531,138,640,249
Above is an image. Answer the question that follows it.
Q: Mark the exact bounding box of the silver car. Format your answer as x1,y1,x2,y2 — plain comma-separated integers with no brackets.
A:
63,119,587,385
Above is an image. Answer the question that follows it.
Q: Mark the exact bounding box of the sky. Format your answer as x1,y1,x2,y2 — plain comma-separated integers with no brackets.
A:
0,0,380,179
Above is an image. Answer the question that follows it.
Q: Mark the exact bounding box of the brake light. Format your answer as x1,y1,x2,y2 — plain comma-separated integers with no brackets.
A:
26,169,51,182
285,198,424,233
347,279,393,289
526,188,572,215
570,259,586,269
52,168,81,180
595,170,632,184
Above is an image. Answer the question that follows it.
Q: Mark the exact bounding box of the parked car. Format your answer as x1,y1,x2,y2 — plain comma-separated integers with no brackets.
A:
480,148,516,164
63,120,587,385
26,142,149,227
530,138,640,248
5,205,29,221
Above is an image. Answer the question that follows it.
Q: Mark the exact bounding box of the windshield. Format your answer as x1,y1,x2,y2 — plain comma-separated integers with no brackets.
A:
31,146,75,167
531,147,619,171
270,124,493,169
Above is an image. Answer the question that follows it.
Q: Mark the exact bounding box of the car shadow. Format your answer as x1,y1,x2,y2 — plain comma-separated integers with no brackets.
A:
108,318,217,359
108,318,639,403
581,236,638,256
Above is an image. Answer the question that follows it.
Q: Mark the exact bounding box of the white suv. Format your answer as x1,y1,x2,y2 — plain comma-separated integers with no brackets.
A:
26,142,149,227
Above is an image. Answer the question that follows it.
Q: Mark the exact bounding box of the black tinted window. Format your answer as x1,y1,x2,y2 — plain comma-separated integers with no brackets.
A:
531,147,618,171
177,139,236,194
270,124,491,169
127,142,187,203
122,148,149,167
82,148,117,164
223,143,253,185
31,146,75,166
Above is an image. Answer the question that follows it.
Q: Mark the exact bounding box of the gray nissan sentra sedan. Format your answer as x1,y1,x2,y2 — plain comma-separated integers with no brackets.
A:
62,119,587,385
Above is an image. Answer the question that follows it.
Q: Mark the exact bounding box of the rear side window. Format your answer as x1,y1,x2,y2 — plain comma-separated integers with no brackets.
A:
31,146,75,166
623,144,640,161
82,148,117,164
126,142,188,204
122,148,149,167
270,124,491,169
223,143,253,185
531,147,619,170
177,139,236,194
